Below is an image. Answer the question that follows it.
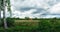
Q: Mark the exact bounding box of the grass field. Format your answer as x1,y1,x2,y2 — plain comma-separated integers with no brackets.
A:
14,20,40,29
0,18,60,32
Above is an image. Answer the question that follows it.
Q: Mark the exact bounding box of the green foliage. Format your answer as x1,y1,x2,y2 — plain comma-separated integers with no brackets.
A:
6,0,11,11
6,18,15,27
0,18,15,27
33,17,38,20
0,0,4,10
38,19,60,32
25,17,30,20
0,18,60,32
0,27,39,32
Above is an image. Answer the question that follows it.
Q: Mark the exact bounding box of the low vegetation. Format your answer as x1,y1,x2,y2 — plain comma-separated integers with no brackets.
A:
0,17,60,32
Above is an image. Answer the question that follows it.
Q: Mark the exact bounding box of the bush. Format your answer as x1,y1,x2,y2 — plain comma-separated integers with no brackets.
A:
38,19,60,32
6,18,15,27
0,18,15,27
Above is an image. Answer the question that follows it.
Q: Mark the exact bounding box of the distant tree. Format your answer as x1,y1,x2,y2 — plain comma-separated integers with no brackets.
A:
34,17,38,20
53,17,57,19
25,17,30,20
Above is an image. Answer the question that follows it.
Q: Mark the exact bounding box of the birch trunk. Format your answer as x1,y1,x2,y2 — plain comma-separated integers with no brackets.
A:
0,9,1,25
3,0,8,29
0,0,2,26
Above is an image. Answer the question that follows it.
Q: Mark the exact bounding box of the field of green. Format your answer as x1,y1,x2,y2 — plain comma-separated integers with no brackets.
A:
0,18,60,32
14,20,39,30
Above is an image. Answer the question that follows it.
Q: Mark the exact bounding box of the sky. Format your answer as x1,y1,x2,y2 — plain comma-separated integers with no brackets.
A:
2,0,60,18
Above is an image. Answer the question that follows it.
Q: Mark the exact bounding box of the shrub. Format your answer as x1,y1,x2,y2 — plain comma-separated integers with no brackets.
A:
38,19,60,32
0,18,15,27
6,18,15,27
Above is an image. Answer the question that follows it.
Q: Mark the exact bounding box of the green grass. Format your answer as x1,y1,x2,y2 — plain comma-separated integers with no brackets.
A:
0,18,60,32
14,20,39,30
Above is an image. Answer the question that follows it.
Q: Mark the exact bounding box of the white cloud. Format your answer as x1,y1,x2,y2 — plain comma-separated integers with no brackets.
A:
9,0,60,18
12,0,50,10
12,9,37,18
48,2,60,14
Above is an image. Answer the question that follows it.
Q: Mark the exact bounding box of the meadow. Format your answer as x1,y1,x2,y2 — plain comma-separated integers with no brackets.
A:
0,18,60,32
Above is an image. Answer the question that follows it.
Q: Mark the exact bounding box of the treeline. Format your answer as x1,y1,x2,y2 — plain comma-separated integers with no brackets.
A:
5,17,60,20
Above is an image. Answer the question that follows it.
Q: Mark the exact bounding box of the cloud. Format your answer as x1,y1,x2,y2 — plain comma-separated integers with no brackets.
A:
10,0,60,18
13,0,50,10
48,2,60,14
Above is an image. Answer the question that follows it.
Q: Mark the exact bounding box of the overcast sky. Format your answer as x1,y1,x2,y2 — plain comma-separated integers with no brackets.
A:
2,0,60,18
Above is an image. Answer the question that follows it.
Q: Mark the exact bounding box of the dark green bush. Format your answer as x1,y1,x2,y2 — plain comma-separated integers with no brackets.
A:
0,19,3,27
38,19,60,32
0,18,15,27
6,18,15,27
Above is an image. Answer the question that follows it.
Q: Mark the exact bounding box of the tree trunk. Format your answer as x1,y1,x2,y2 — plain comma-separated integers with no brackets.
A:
3,0,8,29
0,9,1,25
0,0,2,26
9,11,12,18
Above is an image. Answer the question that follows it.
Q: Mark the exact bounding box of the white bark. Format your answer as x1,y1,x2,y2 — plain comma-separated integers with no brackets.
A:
0,9,1,25
3,0,8,29
10,11,12,18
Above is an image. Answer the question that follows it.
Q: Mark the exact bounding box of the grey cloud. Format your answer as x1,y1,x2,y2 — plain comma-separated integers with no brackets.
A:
14,0,58,12
32,8,46,14
57,0,60,2
15,7,34,12
47,0,57,6
21,0,25,1
19,7,35,12
47,0,60,6
11,0,60,18
15,0,25,2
